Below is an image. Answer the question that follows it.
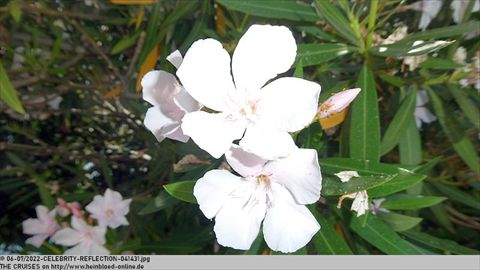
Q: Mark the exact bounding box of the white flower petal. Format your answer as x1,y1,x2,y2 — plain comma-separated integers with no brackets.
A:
232,25,297,93
415,107,436,125
239,125,298,160
173,88,201,113
319,88,361,118
26,234,48,248
88,242,110,255
144,106,181,143
225,145,267,177
182,111,246,159
334,171,360,183
263,184,320,253
22,219,44,235
213,182,266,250
165,126,189,143
351,190,369,217
264,149,321,205
256,77,320,132
177,39,236,112
166,50,183,69
416,90,430,106
51,227,82,247
193,170,243,219
141,71,181,106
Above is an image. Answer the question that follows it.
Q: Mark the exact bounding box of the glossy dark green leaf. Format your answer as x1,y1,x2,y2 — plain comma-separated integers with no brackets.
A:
313,0,359,45
163,181,197,204
322,175,394,196
309,206,353,254
381,89,417,155
367,172,426,198
378,212,423,232
370,40,454,57
432,183,480,210
428,89,480,173
216,0,318,22
402,230,480,255
419,58,463,70
350,215,423,254
399,117,422,165
381,195,446,210
350,64,381,162
402,21,480,41
295,43,354,67
448,84,480,129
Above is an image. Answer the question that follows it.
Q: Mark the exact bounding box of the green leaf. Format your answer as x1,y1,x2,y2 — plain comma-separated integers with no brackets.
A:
0,62,25,114
9,0,21,23
378,212,423,232
163,181,197,204
367,172,426,198
432,183,480,210
309,206,353,254
428,89,480,173
111,32,140,55
295,43,354,67
419,57,463,70
381,195,446,210
322,175,393,196
401,230,480,255
350,215,422,254
402,21,480,41
448,84,480,129
6,152,54,209
216,0,318,22
350,64,380,162
321,157,407,175
293,59,303,78
424,184,455,233
399,116,422,165
313,0,359,46
139,191,178,215
381,89,417,155
370,40,454,57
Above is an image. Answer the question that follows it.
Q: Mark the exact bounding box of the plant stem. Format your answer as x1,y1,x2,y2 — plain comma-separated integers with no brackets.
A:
366,0,379,49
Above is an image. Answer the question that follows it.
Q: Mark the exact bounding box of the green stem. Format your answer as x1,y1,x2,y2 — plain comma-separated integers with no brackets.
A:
366,0,379,49
42,242,62,255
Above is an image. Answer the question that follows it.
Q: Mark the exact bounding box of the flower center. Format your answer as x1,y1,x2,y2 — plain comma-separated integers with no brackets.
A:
255,174,271,190
105,209,114,218
238,100,258,122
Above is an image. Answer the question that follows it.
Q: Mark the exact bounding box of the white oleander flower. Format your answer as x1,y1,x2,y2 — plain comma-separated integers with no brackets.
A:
415,90,437,129
177,24,321,159
318,88,361,119
142,50,201,143
381,26,408,45
22,205,60,248
451,0,480,24
414,0,443,31
51,217,109,255
193,145,322,253
86,189,132,229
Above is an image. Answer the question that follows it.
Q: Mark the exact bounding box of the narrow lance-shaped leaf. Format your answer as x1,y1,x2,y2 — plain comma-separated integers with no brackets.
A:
350,64,381,162
381,89,417,155
399,116,422,165
0,63,25,114
313,0,359,46
216,0,319,22
350,215,424,254
309,206,353,254
381,195,446,210
378,212,423,232
401,230,480,255
448,84,480,129
401,21,480,41
427,89,480,173
295,43,354,67
163,181,197,204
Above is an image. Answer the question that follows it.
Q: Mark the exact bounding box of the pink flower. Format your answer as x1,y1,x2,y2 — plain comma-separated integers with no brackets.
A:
22,205,60,248
51,217,109,255
318,88,361,119
86,189,131,229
